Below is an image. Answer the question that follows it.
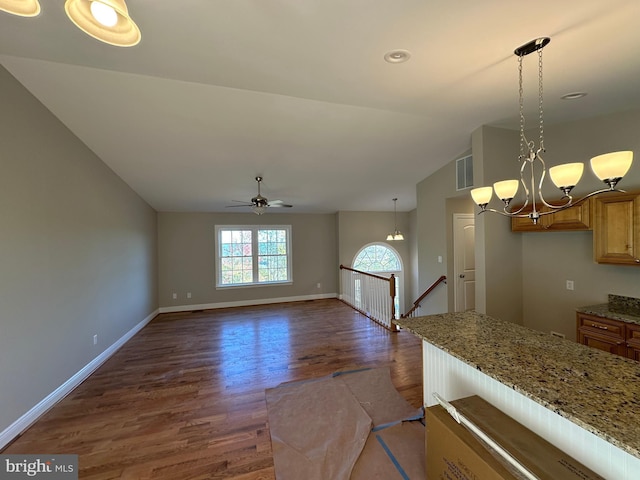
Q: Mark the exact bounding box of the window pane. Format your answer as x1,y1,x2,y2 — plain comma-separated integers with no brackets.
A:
353,245,401,272
219,229,253,285
256,229,288,283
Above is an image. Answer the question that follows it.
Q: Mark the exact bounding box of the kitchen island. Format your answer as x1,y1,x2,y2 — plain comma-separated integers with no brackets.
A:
395,311,640,480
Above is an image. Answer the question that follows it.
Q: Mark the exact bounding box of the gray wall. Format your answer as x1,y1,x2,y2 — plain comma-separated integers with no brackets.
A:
472,126,524,325
0,66,158,434
416,151,473,315
158,212,338,308
336,210,412,312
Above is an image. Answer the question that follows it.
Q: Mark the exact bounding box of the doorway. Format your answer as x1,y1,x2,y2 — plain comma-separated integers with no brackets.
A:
453,214,475,312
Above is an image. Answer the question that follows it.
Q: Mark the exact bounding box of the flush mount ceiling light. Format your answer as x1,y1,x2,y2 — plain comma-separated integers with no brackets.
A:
386,198,404,241
64,0,141,47
470,37,633,224
0,0,41,16
384,49,411,64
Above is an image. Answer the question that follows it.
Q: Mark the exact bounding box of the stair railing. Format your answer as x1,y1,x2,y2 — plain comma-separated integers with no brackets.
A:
401,275,447,318
339,264,398,332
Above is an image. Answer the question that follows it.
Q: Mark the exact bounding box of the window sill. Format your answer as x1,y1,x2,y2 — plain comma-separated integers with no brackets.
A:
216,281,293,290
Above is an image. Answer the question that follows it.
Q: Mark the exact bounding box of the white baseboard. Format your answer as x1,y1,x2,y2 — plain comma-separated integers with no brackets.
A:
158,293,337,313
0,308,159,450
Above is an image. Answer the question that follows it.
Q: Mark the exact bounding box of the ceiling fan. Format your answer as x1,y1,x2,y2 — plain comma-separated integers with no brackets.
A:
227,176,293,215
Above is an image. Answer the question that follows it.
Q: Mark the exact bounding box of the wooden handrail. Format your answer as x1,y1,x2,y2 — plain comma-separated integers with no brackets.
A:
339,264,391,282
401,275,447,318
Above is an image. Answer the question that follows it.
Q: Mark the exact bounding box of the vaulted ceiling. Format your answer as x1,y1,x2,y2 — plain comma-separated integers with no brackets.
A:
2,0,640,213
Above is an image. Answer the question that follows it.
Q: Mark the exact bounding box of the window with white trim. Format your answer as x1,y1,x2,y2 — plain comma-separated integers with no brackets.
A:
216,225,292,287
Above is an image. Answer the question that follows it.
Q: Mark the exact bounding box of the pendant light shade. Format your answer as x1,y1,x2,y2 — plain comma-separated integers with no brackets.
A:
0,0,41,17
64,0,141,47
590,151,633,185
548,163,584,190
493,180,519,202
470,186,493,207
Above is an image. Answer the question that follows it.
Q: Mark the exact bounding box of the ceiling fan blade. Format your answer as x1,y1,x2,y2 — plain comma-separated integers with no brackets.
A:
225,204,253,208
268,202,293,208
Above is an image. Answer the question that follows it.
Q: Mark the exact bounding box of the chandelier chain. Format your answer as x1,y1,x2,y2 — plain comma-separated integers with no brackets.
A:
518,55,525,161
538,48,545,151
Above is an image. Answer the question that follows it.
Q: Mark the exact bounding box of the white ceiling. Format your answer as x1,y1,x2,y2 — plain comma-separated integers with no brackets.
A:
2,0,640,213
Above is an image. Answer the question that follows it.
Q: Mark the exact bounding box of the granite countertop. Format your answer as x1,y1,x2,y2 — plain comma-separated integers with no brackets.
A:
395,311,640,460
577,304,640,326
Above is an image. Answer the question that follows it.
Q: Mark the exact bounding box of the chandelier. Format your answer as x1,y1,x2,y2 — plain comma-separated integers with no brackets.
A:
386,198,404,241
0,0,141,47
470,37,633,224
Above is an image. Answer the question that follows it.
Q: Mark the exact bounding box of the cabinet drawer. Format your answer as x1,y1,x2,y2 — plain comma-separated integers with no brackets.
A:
578,315,624,337
578,328,627,356
626,324,640,344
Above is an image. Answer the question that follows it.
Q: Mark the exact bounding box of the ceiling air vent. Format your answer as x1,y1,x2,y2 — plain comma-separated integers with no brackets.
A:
456,155,473,191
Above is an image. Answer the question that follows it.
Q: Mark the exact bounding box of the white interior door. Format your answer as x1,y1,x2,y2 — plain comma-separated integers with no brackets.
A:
453,214,475,312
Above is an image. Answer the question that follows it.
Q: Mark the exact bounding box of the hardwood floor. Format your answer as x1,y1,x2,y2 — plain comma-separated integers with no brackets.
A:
2,299,423,479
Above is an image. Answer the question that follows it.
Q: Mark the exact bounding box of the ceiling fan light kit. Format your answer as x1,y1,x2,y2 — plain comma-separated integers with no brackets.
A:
0,0,41,17
470,37,633,224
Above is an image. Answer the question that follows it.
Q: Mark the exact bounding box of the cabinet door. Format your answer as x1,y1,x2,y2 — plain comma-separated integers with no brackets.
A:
576,313,627,357
544,200,591,231
578,329,627,356
511,200,591,231
626,324,640,360
593,192,640,265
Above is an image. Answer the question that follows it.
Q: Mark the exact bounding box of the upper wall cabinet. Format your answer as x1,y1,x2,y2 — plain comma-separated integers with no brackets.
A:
511,200,591,232
593,191,640,266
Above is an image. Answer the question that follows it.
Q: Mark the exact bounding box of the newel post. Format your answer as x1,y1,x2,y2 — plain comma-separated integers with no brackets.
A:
389,274,399,332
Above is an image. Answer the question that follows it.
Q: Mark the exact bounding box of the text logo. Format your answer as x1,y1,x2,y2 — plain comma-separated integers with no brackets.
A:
0,455,77,480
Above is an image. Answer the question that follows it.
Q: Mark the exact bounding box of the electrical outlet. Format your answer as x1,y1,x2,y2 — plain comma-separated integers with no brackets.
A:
187,292,192,299
316,283,321,289
172,292,177,300
566,280,574,291
93,334,98,346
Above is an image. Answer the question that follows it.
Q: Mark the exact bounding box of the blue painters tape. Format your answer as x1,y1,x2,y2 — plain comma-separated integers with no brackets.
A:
332,367,372,377
375,434,410,480
372,408,425,432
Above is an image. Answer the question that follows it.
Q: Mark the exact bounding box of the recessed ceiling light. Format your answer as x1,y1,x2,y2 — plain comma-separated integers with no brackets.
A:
561,92,587,100
384,50,411,64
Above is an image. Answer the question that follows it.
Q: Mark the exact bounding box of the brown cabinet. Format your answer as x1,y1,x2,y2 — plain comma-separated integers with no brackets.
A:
626,323,640,361
511,200,591,232
593,192,640,265
577,312,640,360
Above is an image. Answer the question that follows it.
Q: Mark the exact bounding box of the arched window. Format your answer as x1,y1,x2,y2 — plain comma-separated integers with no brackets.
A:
352,244,403,318
353,244,401,272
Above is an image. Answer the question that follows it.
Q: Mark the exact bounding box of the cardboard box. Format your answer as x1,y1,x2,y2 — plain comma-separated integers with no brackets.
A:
426,395,604,480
